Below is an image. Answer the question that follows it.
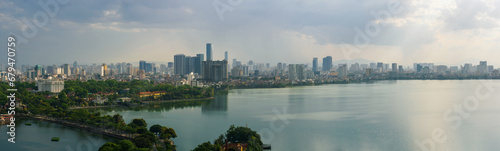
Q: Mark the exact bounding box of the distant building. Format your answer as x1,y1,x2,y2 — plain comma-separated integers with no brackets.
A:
392,63,397,73
224,51,228,60
479,61,487,74
288,64,305,81
436,65,448,75
37,80,64,93
63,64,71,76
365,68,373,77
139,60,146,71
174,54,186,75
101,64,108,77
463,63,472,74
312,58,318,72
202,60,228,82
337,64,347,78
206,43,213,61
493,70,499,77
377,62,383,73
322,56,332,71
195,54,204,74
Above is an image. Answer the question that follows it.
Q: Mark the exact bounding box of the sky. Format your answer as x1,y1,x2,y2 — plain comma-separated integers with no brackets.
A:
1,0,500,67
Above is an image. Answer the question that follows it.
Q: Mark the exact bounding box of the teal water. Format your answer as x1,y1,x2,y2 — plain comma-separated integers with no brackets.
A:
0,118,116,151
3,80,500,151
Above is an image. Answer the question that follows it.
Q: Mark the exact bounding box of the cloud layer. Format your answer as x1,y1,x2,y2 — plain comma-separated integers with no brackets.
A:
1,0,500,67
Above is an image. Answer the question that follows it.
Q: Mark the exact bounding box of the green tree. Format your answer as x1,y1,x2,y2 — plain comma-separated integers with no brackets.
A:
58,92,67,100
136,127,148,134
128,118,147,128
149,124,162,135
117,140,136,151
112,114,124,124
225,125,262,145
132,135,153,148
160,126,177,139
192,141,219,151
98,142,120,151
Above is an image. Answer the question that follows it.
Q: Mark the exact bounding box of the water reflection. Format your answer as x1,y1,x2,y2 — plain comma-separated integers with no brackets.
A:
202,95,228,113
288,87,305,114
89,99,209,114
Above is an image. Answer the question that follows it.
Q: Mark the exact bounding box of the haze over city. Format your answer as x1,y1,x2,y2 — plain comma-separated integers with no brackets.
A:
1,0,500,66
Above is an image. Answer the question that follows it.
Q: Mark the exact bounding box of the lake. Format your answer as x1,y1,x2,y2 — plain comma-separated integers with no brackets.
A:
3,80,500,151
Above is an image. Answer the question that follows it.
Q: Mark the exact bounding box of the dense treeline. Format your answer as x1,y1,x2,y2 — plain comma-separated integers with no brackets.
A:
0,80,214,114
63,80,213,102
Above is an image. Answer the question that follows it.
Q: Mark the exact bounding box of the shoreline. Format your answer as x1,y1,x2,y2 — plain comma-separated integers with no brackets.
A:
226,78,500,90
68,97,215,110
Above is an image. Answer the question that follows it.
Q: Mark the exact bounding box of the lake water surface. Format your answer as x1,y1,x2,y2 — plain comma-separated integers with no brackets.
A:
3,80,500,151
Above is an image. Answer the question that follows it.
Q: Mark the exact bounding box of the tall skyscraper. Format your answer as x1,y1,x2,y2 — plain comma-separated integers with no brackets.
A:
101,64,107,77
224,51,228,61
322,56,332,71
63,64,71,76
479,61,487,74
174,54,186,75
167,62,174,68
312,57,318,72
392,63,398,73
377,62,383,72
139,60,146,71
202,60,228,82
206,43,213,61
195,54,204,74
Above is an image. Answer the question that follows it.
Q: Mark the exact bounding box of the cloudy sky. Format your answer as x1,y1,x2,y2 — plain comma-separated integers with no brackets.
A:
1,0,500,67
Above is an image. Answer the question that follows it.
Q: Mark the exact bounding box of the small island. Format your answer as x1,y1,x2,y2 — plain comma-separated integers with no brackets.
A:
51,137,60,141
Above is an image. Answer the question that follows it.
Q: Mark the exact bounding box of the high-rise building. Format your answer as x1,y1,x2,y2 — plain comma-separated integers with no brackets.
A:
288,64,305,81
417,64,423,73
195,54,204,74
185,56,194,74
488,65,494,73
127,63,134,75
167,62,174,68
34,65,42,77
350,63,360,73
376,62,383,72
206,43,213,61
202,60,228,82
392,63,397,73
312,58,318,72
322,56,332,71
174,54,186,75
398,65,403,74
479,61,487,74
224,51,228,61
436,65,448,75
63,64,71,76
463,63,472,74
139,60,146,71
73,61,78,68
160,64,167,73
338,64,347,77
145,63,155,73
101,64,107,77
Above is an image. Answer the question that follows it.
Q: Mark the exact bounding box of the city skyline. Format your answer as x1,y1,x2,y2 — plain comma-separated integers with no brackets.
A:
1,0,500,66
